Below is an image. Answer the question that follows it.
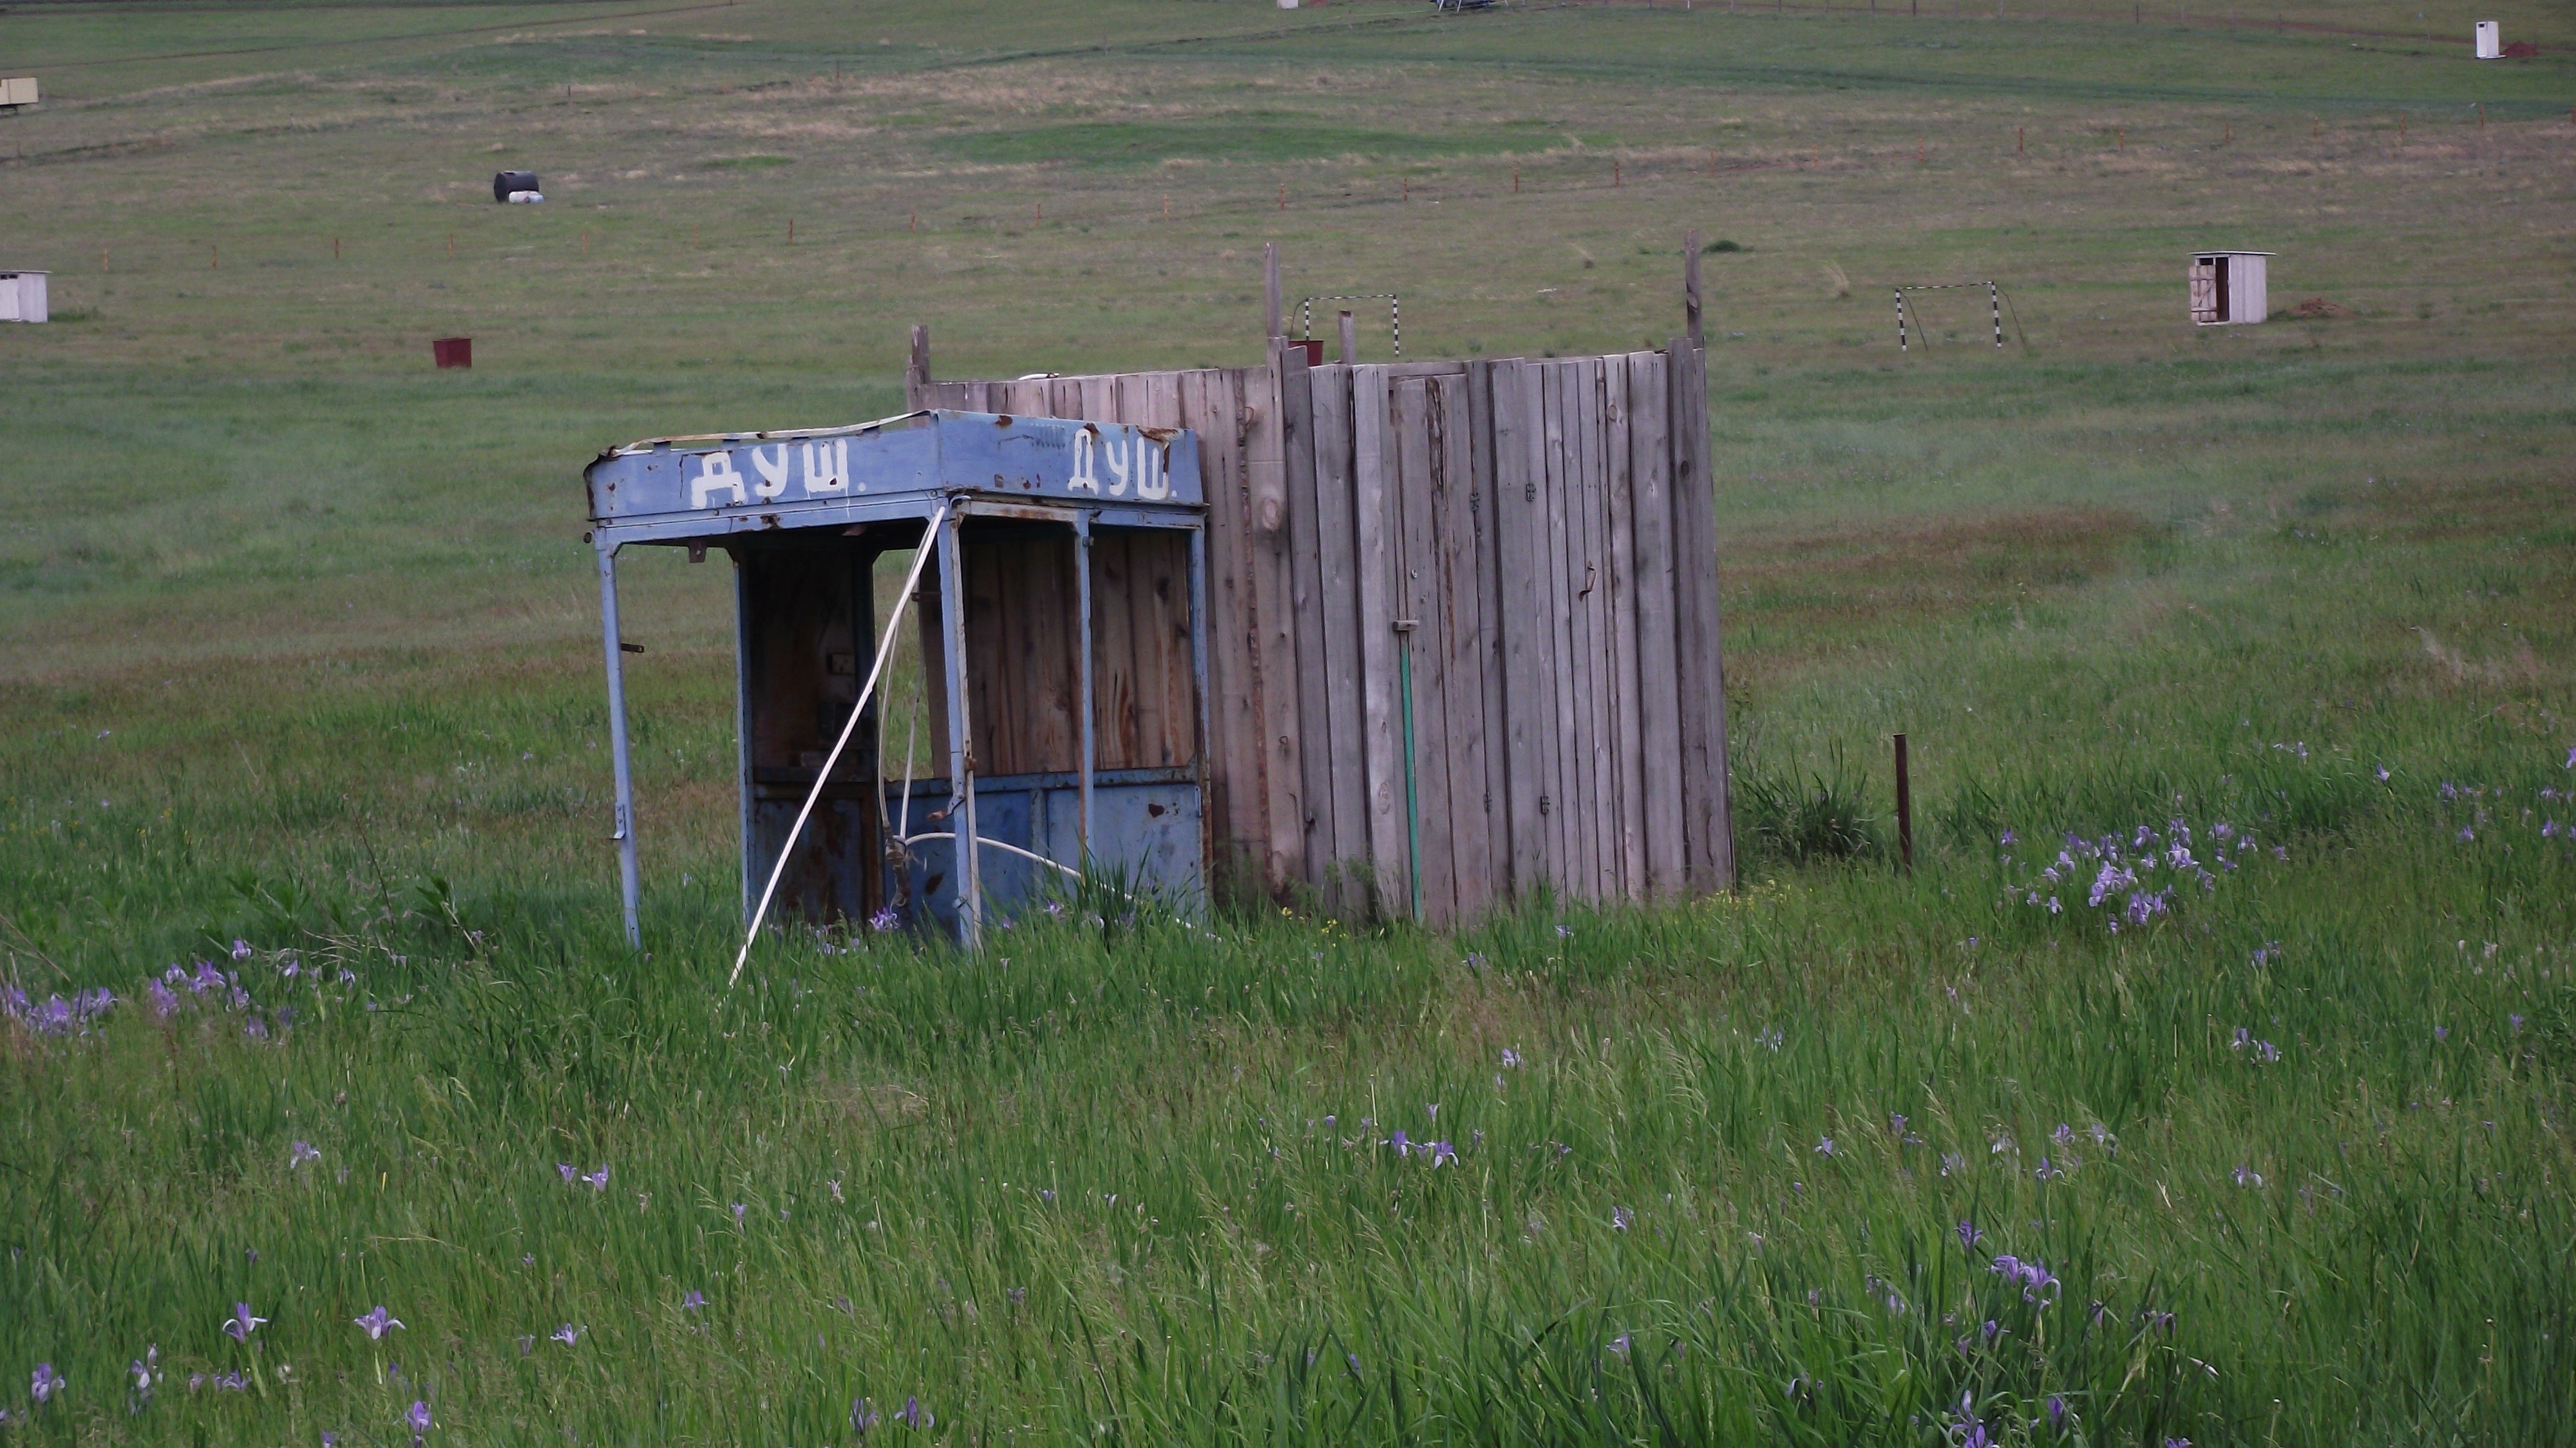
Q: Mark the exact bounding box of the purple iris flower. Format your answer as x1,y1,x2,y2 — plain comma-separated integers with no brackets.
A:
1501,1047,1522,1069
2048,1395,2067,1429
898,1395,931,1430
580,1165,610,1191
1814,1136,1835,1156
556,1163,576,1183
732,1202,747,1225
224,1302,267,1342
148,979,180,1018
292,1141,321,1168
1957,1219,1984,1250
869,905,902,933
1390,1129,1409,1156
232,940,255,962
406,1400,433,1443
1428,1139,1457,1166
551,1324,582,1346
851,1398,879,1434
1611,1206,1633,1232
681,1290,707,1313
30,1364,59,1404
355,1306,404,1340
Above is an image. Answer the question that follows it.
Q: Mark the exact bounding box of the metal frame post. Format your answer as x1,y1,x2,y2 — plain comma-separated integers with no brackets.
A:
938,508,981,947
1075,510,1096,862
596,544,642,947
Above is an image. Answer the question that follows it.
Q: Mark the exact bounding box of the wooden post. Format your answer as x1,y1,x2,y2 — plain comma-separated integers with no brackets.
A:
449,234,456,258
1613,158,1621,187
788,218,795,242
1338,309,1358,364
102,246,109,274
1894,733,1913,871
211,243,218,271
907,324,932,410
1683,228,1703,345
2117,126,2125,151
909,210,916,233
2017,126,2024,155
1164,193,1171,220
1278,182,1286,210
1513,164,1520,193
1262,242,1283,340
334,236,341,260
1402,177,1410,202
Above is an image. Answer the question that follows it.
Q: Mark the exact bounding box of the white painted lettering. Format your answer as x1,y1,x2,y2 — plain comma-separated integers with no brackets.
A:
802,438,851,496
689,452,748,508
1104,432,1130,497
1069,428,1101,495
750,444,791,500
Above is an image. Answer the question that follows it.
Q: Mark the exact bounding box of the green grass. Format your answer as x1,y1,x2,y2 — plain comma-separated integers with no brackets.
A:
3,0,2575,1441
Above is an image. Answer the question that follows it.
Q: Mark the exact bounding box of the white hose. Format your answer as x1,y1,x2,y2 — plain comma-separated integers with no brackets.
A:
728,504,948,988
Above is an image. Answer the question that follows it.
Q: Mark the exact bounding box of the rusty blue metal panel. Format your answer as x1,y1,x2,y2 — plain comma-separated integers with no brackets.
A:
585,410,1204,544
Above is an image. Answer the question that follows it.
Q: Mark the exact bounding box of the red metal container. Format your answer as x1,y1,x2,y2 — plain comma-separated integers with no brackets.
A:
432,336,473,369
1293,339,1323,366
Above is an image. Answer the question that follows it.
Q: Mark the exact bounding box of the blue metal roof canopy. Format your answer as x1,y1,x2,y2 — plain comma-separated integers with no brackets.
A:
584,409,1210,950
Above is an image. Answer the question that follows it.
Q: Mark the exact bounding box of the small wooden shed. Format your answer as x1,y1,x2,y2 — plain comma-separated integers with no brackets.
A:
2188,252,2269,326
583,242,1736,944
0,271,48,324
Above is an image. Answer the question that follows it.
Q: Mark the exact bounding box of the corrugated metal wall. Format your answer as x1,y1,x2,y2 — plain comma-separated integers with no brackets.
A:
917,339,1732,922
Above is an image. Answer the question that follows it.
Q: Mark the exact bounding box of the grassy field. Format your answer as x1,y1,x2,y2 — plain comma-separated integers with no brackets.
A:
4,0,2575,1442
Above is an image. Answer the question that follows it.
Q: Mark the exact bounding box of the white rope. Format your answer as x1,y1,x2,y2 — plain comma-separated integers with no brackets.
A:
900,832,1085,880
728,504,948,988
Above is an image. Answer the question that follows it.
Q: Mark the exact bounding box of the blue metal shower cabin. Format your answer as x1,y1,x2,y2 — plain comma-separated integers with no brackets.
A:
583,410,1211,948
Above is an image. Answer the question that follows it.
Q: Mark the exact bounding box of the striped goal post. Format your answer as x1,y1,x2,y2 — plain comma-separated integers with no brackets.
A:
1894,281,2003,353
1296,294,1401,357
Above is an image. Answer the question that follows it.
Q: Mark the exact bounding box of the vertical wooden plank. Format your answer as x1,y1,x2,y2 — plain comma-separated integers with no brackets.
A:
1428,372,1486,922
1139,529,1193,768
1494,361,1551,900
1668,338,1736,892
1542,361,1584,896
1604,359,1645,900
1351,364,1406,917
1626,350,1685,899
1079,375,1116,425
1467,361,1511,912
1183,369,1256,897
1283,350,1340,891
1394,376,1455,924
1307,365,1368,912
1556,358,1597,902
1251,348,1308,896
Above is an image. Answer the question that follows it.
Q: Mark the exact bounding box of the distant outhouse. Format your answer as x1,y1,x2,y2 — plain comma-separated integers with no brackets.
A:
0,271,48,323
2474,21,2501,59
2188,252,2269,326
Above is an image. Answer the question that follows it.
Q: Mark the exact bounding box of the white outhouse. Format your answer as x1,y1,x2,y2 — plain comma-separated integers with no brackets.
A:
2474,21,2501,59
0,271,48,323
2188,252,2268,326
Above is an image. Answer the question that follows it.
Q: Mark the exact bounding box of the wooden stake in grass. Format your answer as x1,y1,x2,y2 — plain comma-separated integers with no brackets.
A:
1613,158,1620,187
1513,165,1520,193
101,246,109,274
448,234,456,258
211,243,218,271
2117,126,2125,151
1894,732,1913,872
2398,112,2406,143
1163,193,1170,221
2017,126,2024,155
1917,139,1926,164
2312,117,2319,139
1402,177,1409,202
909,210,916,233
788,219,795,242
334,236,341,260
2476,102,2484,130
2224,120,2231,144
1278,183,1286,211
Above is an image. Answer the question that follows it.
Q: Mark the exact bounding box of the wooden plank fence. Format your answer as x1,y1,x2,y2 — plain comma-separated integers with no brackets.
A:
913,311,1733,922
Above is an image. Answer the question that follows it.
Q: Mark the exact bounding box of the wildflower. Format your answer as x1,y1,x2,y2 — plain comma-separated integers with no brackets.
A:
232,940,254,961
551,1324,583,1346
2052,1122,2074,1146
2253,1040,2280,1063
223,1302,267,1342
581,1165,610,1190
147,978,180,1018
292,1140,322,1168
829,1177,844,1203
131,1346,157,1394
732,1202,747,1225
1611,1206,1633,1232
406,1400,433,1443
31,1364,59,1404
1038,1188,1055,1203
1941,1152,1966,1176
1501,1047,1522,1069
1427,1139,1457,1167
1390,1129,1410,1157
681,1290,706,1313
2512,1014,2525,1032
2034,1157,2061,1181
2459,826,2476,842
1607,1331,1631,1355
898,1395,931,1430
2435,1025,2449,1042
2048,1395,2067,1430
1815,1136,1835,1157
2375,764,2391,782
851,1398,879,1434
2233,1163,2263,1188
1555,923,1572,939
2000,828,2017,846
556,1163,576,1183
516,1335,535,1356
869,905,902,933
354,1306,405,1340
1957,1219,1984,1250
